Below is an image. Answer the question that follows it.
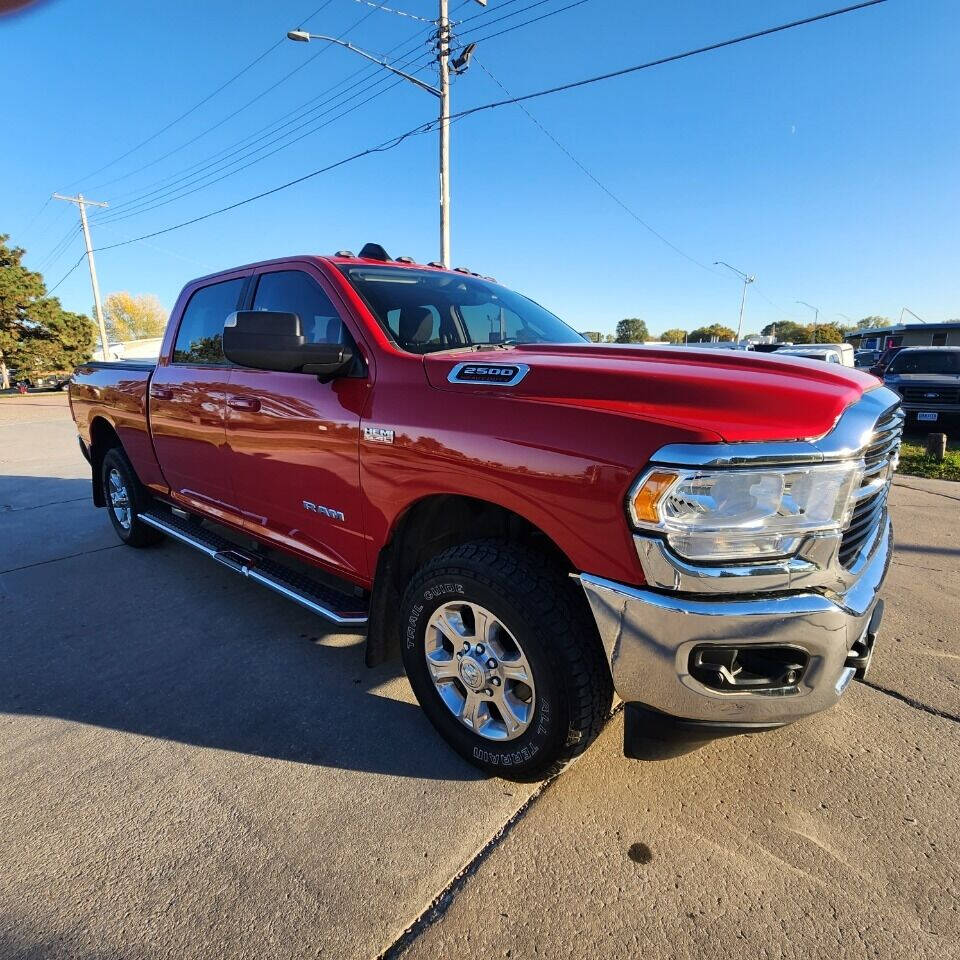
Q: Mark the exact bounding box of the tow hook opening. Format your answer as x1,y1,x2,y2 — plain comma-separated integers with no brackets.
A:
845,599,884,679
689,644,810,692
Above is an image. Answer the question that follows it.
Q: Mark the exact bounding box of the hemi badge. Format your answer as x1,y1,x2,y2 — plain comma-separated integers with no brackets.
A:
364,427,394,444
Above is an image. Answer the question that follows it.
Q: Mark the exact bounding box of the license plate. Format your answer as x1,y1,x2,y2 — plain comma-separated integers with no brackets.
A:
917,411,939,422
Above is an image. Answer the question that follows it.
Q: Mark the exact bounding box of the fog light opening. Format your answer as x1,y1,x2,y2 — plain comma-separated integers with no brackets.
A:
689,645,809,691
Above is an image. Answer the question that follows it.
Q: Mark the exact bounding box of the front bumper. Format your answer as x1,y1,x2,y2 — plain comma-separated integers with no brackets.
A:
578,512,892,726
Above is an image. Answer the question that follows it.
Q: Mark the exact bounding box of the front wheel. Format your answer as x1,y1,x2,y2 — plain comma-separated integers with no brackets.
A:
400,540,613,781
101,447,163,547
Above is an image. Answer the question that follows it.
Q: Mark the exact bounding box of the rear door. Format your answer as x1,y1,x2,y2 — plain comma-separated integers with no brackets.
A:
224,264,370,579
149,273,248,526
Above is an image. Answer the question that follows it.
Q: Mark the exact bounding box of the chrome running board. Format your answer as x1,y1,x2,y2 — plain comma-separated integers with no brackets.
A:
140,509,369,626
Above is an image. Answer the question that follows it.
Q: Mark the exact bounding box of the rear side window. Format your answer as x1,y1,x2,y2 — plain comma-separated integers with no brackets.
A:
252,270,348,345
172,277,245,365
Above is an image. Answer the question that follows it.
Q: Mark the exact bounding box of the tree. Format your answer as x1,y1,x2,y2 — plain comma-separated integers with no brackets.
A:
103,291,167,342
687,323,736,343
760,321,812,344
0,235,45,388
810,322,846,343
852,316,891,330
615,317,650,343
9,296,96,375
0,234,95,387
659,328,687,344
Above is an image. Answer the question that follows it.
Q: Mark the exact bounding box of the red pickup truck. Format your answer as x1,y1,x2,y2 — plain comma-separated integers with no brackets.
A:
69,245,902,780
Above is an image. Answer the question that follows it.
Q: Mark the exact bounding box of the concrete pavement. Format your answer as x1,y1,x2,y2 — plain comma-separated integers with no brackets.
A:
1,394,957,959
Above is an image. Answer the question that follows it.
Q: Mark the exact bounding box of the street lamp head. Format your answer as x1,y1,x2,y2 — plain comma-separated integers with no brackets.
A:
287,29,311,42
451,42,477,74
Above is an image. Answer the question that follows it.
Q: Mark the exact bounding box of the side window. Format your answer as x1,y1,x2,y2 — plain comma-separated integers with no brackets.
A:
252,270,348,345
172,277,245,365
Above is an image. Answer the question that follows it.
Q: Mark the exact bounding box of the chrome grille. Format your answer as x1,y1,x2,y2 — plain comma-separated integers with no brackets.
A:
838,404,903,568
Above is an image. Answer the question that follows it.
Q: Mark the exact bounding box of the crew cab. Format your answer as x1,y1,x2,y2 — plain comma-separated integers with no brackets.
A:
882,346,960,427
69,245,902,780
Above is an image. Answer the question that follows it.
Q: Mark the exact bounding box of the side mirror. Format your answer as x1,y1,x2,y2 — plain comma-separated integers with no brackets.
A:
223,311,354,382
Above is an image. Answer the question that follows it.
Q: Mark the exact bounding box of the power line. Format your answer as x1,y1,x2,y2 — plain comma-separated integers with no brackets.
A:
67,0,341,188
51,0,887,293
90,0,585,227
34,223,83,273
455,0,525,26
473,57,725,278
458,0,590,41
86,4,383,194
448,0,889,125
92,47,437,226
95,28,436,210
349,0,434,22
16,197,51,240
47,120,434,293
95,73,424,227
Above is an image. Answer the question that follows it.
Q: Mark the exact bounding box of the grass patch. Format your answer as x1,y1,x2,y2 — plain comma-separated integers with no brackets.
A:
896,432,960,482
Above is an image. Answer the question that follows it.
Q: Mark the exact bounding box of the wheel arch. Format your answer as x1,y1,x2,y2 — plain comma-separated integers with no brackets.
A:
88,415,123,507
365,493,580,667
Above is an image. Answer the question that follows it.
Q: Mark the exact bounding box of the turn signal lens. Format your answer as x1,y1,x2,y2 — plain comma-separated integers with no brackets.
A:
629,470,678,524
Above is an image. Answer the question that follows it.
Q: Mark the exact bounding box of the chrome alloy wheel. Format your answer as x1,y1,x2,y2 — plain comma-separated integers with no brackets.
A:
424,601,536,741
107,468,132,530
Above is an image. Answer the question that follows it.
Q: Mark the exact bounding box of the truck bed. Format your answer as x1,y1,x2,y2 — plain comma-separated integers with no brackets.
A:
70,360,164,496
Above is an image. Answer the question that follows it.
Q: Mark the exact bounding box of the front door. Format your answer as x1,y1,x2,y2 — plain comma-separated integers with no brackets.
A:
149,273,247,526
224,265,370,580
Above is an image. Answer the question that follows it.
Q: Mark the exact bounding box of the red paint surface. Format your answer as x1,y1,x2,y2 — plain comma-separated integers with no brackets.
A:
71,255,871,590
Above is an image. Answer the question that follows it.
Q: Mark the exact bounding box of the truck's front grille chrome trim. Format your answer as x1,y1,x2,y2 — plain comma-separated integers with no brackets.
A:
139,511,369,626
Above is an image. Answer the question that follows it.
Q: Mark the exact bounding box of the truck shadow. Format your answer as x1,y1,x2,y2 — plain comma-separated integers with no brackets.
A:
0,476,482,782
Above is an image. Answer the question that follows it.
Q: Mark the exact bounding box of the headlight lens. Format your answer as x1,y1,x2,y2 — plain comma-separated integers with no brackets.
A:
628,462,863,561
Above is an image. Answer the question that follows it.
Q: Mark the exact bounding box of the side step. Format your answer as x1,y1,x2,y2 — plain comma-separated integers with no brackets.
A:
140,509,369,626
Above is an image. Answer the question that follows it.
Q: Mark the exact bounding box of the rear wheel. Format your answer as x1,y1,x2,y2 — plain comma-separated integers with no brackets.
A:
101,447,163,547
400,540,613,781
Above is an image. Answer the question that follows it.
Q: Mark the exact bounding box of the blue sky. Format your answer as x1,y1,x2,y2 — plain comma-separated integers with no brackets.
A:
3,0,957,337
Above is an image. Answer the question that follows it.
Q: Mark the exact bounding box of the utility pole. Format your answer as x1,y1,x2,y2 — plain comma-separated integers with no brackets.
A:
288,0,484,268
713,261,754,342
53,193,110,360
438,0,452,267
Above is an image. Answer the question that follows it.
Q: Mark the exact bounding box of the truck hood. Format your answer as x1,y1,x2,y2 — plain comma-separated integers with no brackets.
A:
424,344,878,443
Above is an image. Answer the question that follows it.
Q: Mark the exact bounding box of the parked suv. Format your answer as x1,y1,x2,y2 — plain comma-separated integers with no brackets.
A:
883,346,960,428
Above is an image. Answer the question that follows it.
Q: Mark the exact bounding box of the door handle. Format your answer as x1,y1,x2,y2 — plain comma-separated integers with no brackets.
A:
152,387,174,401
227,396,262,412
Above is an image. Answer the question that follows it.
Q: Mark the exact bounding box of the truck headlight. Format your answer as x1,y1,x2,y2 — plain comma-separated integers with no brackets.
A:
628,462,863,562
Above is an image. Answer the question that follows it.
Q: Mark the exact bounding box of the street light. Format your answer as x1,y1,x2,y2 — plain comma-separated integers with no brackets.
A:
713,261,754,341
796,300,820,341
899,306,927,324
288,0,485,267
285,32,442,96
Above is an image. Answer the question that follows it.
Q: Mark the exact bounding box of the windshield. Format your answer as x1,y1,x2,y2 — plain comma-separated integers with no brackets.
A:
888,350,960,375
339,265,586,354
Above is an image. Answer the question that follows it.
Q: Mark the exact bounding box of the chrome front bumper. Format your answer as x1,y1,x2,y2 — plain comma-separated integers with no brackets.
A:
578,513,892,726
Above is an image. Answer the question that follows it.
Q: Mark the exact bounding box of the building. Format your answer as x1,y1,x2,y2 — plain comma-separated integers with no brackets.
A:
846,321,960,353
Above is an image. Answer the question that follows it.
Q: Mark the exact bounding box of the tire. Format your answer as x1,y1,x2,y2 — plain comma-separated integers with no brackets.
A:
400,539,613,781
100,447,163,547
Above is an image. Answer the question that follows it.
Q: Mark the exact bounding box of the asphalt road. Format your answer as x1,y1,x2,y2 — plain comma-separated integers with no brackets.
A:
1,394,957,960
